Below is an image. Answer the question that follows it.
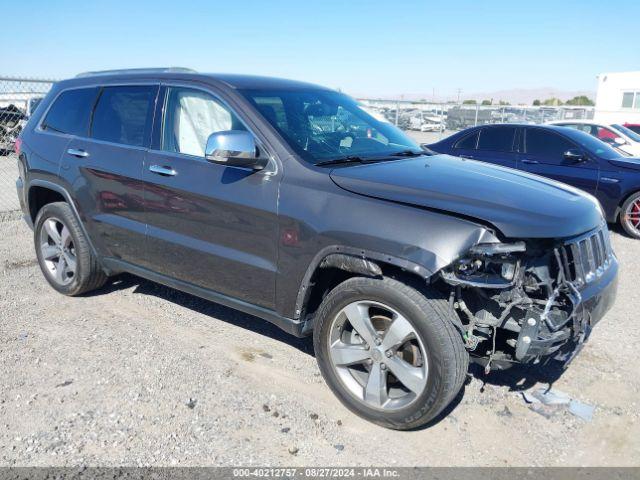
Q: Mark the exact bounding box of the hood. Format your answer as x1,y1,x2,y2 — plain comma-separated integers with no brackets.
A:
608,156,640,172
329,155,603,239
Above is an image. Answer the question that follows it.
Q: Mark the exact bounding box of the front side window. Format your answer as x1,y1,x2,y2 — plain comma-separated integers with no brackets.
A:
162,87,246,157
525,128,576,163
41,88,98,136
91,85,156,147
242,89,420,163
477,126,516,152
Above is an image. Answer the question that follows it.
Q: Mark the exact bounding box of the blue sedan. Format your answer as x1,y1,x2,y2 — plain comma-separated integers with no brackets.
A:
427,124,640,239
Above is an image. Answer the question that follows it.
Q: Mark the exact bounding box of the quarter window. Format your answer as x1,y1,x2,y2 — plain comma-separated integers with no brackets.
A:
162,87,246,157
525,128,575,163
477,126,516,152
454,131,478,150
91,85,156,147
41,88,98,136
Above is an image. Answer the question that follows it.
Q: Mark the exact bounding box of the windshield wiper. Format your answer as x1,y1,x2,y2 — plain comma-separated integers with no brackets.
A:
389,149,425,157
315,150,425,167
315,156,369,166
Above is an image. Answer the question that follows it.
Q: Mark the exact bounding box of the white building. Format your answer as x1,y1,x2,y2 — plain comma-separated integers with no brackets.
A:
594,71,640,124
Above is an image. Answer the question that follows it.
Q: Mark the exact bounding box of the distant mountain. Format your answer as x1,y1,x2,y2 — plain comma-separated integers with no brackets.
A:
355,87,596,105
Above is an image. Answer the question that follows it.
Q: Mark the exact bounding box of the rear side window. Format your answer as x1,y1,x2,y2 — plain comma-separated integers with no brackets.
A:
41,88,97,136
454,131,478,149
525,128,575,162
91,86,156,147
477,126,516,152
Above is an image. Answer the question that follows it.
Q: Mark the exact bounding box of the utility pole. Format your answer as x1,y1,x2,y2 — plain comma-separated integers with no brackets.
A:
456,88,462,104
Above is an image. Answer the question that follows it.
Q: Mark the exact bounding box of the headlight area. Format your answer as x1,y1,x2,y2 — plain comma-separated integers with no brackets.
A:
438,240,580,372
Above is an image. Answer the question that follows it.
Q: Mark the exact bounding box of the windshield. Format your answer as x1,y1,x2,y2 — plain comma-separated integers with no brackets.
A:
613,124,640,142
241,89,421,164
562,128,622,160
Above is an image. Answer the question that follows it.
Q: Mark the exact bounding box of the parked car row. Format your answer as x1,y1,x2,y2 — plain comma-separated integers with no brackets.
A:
426,123,640,239
0,97,43,152
15,70,619,430
549,120,640,157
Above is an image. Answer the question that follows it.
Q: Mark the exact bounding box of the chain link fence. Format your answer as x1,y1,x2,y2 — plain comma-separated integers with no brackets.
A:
0,76,55,214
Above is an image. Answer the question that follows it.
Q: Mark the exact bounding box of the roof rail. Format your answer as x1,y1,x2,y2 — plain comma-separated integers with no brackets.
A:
75,67,196,78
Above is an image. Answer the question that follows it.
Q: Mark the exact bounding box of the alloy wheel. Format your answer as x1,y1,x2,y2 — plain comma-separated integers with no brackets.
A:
624,198,640,235
39,217,77,286
327,300,428,411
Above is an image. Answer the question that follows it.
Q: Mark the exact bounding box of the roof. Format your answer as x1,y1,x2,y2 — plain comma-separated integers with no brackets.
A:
60,68,332,92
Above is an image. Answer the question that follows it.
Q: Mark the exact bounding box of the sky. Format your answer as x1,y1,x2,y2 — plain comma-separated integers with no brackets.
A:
6,0,639,99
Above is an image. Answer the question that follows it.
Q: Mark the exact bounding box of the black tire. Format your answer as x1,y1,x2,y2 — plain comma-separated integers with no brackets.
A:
313,276,468,430
620,191,640,239
34,202,107,296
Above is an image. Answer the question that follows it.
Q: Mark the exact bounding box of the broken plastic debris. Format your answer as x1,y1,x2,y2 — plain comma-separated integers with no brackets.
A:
569,400,595,421
531,387,570,406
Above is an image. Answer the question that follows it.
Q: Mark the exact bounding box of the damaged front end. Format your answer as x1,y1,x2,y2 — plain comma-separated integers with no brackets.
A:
438,224,618,371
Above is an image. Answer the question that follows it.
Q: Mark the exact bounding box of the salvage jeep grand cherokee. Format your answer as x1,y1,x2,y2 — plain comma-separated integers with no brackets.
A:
15,69,618,429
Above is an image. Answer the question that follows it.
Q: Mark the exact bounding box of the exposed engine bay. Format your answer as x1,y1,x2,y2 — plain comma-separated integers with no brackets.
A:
437,237,598,372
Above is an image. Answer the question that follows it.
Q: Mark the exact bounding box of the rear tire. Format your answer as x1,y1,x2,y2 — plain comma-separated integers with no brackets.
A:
620,192,640,239
313,276,468,430
34,202,107,296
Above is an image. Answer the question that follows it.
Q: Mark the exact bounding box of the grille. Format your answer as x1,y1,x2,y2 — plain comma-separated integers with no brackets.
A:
558,224,613,287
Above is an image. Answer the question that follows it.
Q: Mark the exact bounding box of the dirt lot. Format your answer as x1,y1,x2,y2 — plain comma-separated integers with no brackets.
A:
1,213,639,467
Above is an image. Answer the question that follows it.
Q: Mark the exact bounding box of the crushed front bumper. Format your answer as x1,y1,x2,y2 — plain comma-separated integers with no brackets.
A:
516,254,618,365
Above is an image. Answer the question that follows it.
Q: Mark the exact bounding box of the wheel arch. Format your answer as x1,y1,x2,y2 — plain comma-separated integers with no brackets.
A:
27,180,103,267
616,188,640,221
294,245,435,328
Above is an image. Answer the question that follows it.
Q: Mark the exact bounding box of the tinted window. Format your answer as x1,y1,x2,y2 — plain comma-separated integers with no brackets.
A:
525,128,576,162
91,86,156,147
477,126,516,152
41,88,97,136
454,131,478,149
162,87,246,157
622,92,634,108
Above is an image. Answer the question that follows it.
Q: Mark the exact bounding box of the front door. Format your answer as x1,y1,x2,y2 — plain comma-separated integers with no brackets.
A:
142,85,280,309
518,127,600,198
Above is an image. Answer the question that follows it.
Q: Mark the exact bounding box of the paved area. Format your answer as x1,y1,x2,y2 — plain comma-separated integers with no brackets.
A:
1,215,638,466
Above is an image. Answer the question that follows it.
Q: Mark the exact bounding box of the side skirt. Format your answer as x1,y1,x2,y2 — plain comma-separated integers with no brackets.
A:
102,258,309,338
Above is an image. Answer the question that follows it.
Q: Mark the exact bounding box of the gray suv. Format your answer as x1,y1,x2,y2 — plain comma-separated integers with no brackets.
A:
15,68,618,429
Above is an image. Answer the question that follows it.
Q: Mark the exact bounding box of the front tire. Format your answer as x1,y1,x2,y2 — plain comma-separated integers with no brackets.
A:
34,202,107,296
313,276,468,430
620,191,640,239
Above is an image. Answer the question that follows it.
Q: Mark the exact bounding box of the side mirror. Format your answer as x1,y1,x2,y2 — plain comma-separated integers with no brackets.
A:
564,148,586,163
614,137,626,145
205,130,267,170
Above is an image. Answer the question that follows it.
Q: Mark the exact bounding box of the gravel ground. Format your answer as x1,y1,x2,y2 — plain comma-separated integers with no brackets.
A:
1,214,639,467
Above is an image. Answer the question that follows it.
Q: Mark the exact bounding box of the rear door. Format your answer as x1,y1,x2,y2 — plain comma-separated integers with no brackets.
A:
518,127,600,197
472,125,518,168
141,84,280,309
63,84,159,264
